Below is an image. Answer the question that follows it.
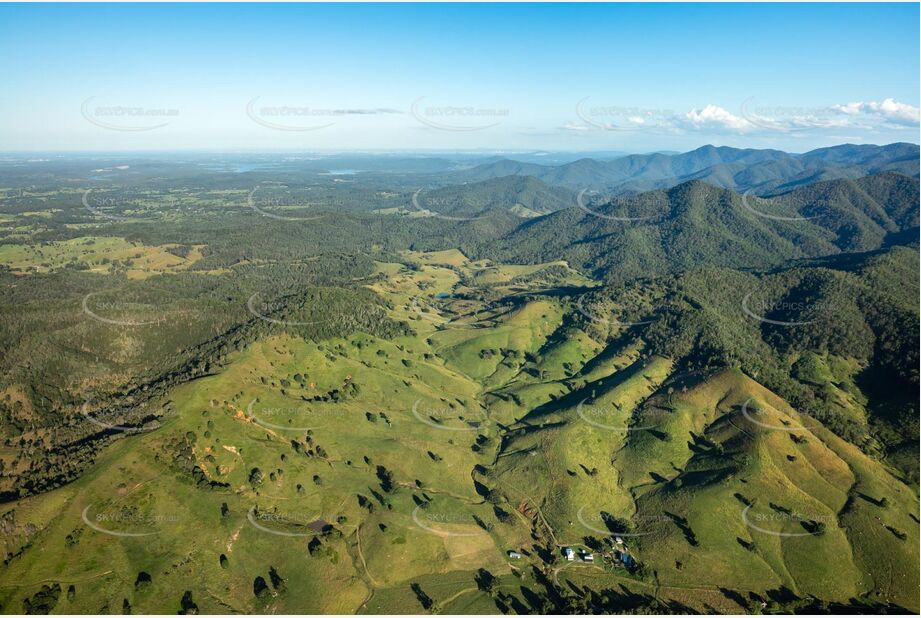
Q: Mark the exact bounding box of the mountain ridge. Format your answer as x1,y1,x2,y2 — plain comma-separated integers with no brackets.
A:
457,142,920,196
468,172,919,280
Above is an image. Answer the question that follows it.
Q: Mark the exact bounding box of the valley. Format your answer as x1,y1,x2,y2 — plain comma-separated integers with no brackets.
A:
1,245,917,613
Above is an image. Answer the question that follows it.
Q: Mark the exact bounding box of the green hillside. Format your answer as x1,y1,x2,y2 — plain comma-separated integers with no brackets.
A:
1,248,916,614
0,150,918,614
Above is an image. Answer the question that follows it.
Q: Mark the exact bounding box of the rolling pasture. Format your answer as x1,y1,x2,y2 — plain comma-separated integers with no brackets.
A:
1,245,918,613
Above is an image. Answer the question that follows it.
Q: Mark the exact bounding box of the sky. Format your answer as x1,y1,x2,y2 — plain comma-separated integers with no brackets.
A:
0,2,918,153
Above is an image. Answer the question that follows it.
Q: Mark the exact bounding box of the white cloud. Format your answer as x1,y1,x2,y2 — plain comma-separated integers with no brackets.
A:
832,98,919,126
566,97,919,137
681,104,752,131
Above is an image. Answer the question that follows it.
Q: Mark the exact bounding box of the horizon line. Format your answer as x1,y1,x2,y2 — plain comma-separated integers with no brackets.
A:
1,141,918,158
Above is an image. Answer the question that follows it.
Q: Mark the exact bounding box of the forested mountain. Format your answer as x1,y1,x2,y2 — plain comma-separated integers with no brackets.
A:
476,172,919,280
459,142,920,195
410,175,575,219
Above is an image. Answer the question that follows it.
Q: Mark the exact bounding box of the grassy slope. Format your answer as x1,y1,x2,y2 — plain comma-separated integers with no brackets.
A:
0,250,917,614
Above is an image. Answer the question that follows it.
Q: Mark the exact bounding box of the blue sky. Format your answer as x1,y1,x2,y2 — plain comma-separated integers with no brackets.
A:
0,2,918,152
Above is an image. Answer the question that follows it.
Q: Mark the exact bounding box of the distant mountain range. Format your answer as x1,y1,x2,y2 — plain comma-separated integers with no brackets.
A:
456,142,920,196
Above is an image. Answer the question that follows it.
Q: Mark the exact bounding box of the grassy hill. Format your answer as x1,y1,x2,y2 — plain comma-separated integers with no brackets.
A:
1,249,916,614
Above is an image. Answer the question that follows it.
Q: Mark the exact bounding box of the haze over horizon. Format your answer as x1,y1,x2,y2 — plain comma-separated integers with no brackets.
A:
1,3,918,153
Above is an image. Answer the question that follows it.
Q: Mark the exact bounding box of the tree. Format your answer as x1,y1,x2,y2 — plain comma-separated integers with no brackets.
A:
410,583,434,611
376,465,394,492
268,566,285,591
178,591,198,615
253,576,270,601
134,571,152,591
474,568,497,595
